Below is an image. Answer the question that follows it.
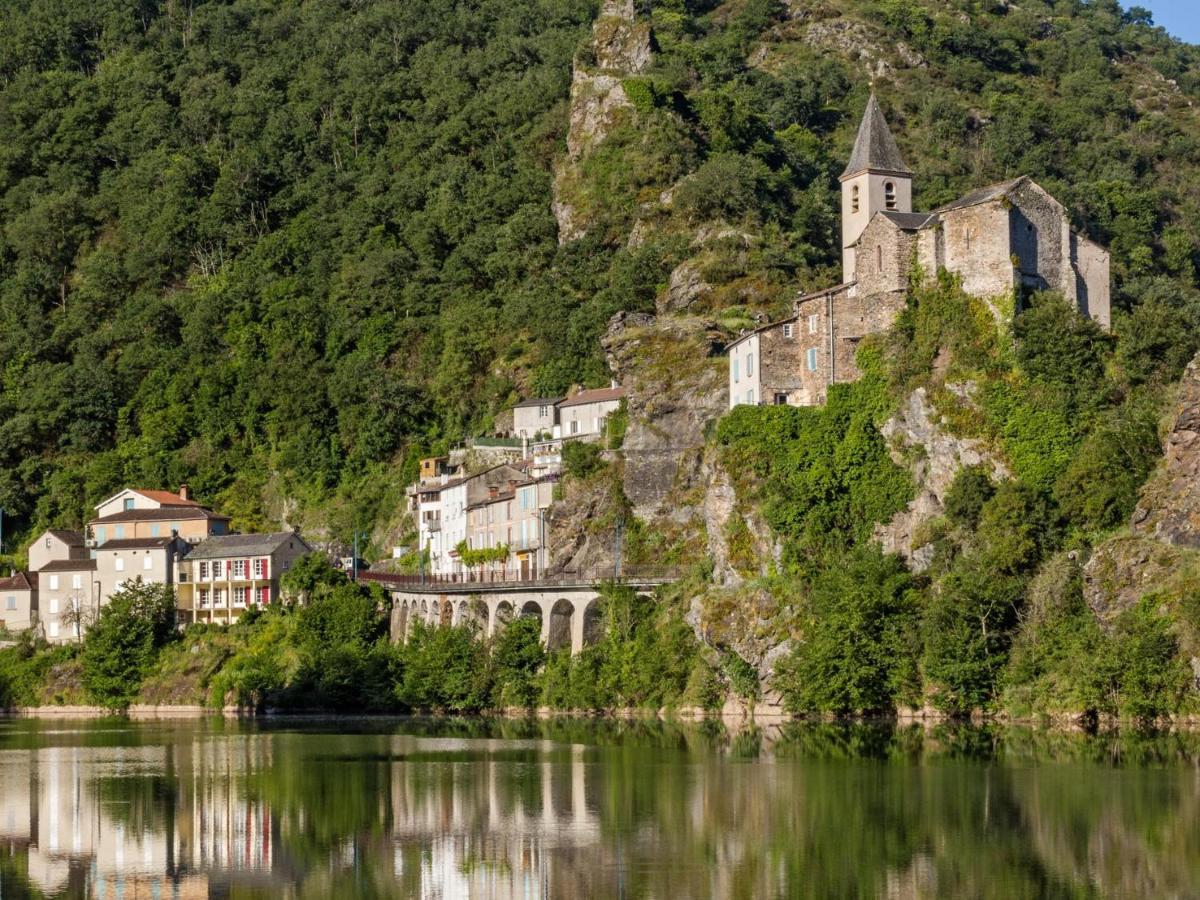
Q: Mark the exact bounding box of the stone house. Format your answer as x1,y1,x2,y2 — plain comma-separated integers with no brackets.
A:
37,558,97,643
556,386,625,439
0,572,37,633
87,486,230,546
729,93,1111,408
434,463,530,576
28,529,88,573
176,531,312,625
466,476,557,578
512,398,560,439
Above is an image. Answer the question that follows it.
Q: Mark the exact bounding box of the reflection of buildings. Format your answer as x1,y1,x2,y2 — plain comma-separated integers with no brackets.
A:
0,730,621,899
390,743,600,899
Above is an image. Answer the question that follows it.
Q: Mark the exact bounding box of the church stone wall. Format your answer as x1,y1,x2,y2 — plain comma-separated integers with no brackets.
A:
855,216,917,298
941,202,1014,299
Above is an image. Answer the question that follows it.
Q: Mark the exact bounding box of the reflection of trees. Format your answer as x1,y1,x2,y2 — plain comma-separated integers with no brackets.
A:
6,721,1200,898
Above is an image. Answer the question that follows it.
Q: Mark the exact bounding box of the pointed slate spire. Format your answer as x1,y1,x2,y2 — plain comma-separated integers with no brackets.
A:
841,93,910,178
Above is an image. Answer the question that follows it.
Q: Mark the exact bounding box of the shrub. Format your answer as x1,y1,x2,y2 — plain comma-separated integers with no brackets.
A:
943,465,995,530
492,617,545,708
397,621,491,712
563,440,605,479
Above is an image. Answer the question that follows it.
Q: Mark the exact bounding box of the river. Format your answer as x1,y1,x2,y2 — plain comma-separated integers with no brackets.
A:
0,716,1196,898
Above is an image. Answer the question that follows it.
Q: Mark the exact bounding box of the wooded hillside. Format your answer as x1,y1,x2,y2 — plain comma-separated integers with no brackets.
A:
1,0,1198,555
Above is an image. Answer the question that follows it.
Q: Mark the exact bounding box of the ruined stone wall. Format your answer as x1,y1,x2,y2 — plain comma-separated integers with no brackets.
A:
1072,233,1111,329
940,201,1014,299
1009,180,1072,299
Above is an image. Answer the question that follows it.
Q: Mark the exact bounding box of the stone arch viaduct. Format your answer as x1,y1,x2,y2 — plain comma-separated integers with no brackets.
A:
359,570,678,655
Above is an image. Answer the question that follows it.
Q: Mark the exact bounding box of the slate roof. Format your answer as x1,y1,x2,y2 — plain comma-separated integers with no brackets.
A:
89,507,229,525
557,387,625,408
512,397,561,409
96,537,176,551
842,93,910,178
38,559,97,573
183,532,309,560
880,211,938,230
45,529,85,547
934,177,1028,213
0,573,34,592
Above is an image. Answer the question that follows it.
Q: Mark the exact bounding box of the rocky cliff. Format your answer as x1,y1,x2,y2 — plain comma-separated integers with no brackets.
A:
1083,353,1200,627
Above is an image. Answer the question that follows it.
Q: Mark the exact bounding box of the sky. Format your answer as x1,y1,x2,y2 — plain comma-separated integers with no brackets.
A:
1147,1,1200,44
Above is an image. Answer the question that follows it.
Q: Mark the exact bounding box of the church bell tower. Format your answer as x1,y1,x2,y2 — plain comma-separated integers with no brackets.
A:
840,93,912,283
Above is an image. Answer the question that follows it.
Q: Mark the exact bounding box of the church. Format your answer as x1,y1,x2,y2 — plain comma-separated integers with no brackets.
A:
727,94,1111,409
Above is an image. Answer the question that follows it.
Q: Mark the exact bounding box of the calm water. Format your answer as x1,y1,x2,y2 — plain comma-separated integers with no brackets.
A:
0,718,1198,898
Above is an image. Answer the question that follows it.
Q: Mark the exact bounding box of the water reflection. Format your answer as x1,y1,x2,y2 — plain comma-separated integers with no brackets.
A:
0,719,1197,898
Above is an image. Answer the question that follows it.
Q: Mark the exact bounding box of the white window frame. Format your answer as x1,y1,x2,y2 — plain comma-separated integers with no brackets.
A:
808,314,819,334
747,389,755,405
72,574,82,590
746,353,754,377
253,559,265,578
49,597,59,614
49,575,59,591
49,622,59,638
807,348,818,372
782,323,794,338
732,357,740,383
5,596,15,611
115,557,125,572
143,555,153,570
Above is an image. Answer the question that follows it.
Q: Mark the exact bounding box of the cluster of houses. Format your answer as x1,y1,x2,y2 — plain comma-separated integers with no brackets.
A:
409,385,625,578
727,94,1112,408
0,486,311,642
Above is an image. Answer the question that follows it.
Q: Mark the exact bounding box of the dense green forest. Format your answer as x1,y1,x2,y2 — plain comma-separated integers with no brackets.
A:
2,0,1199,555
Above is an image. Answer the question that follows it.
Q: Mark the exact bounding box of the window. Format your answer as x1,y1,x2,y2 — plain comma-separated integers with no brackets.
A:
253,559,265,578
150,524,160,537
199,562,208,580
570,420,579,435
746,353,754,377
124,498,134,511
114,526,125,539
775,393,788,405
538,405,548,417
233,587,248,607
5,596,15,611
232,560,246,579
143,555,153,570
808,314,819,334
885,182,897,210
49,622,59,639
213,589,225,607
733,358,740,383
199,589,209,608
115,557,125,572
212,560,223,578
96,527,106,544
851,184,860,213
49,575,59,591
44,537,51,549
71,575,82,590
49,597,59,614
807,348,818,372
782,323,794,338
747,389,755,404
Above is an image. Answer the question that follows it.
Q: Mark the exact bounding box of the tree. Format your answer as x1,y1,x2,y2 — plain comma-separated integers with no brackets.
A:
80,580,176,709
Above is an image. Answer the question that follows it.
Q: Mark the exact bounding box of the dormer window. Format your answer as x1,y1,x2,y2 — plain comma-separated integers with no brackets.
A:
851,184,860,214
884,182,897,210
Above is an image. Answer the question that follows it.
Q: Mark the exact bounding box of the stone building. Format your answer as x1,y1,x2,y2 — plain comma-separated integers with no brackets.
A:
728,93,1111,408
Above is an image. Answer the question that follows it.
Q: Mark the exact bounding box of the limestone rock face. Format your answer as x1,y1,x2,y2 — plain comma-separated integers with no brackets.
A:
660,261,712,314
552,0,652,243
1083,352,1200,624
874,386,1008,570
602,312,728,522
1131,353,1200,549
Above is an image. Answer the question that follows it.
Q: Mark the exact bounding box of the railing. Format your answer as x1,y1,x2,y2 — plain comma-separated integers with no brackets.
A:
358,565,685,592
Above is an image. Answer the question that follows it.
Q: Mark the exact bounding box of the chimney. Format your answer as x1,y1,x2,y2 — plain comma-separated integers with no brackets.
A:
179,483,191,501
488,484,499,499
507,479,518,493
